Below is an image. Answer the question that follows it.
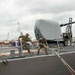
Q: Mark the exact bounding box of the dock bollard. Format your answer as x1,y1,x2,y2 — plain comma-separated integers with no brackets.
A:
10,50,15,58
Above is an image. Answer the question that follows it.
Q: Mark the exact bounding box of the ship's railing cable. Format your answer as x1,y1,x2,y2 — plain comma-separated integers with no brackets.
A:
41,43,75,75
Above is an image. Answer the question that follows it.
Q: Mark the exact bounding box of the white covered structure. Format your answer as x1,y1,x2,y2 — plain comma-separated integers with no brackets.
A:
34,19,64,47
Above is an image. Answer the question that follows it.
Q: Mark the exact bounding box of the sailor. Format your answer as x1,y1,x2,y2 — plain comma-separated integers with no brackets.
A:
63,33,69,46
37,37,48,55
22,33,34,53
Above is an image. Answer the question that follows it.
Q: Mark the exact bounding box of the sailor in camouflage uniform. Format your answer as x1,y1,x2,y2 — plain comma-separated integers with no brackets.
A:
37,37,48,55
22,33,33,53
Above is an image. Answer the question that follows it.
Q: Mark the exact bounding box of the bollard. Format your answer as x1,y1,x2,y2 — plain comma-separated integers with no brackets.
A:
10,50,15,58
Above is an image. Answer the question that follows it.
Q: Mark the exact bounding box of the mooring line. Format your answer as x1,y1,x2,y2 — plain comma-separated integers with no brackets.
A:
42,44,75,75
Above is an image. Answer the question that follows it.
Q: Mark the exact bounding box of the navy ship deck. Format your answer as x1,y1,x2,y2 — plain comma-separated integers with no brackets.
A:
0,43,75,75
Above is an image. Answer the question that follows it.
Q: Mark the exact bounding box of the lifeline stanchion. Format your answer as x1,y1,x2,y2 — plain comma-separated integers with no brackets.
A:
41,43,75,75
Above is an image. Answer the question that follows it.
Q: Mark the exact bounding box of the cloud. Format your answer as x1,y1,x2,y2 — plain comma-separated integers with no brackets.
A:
28,0,75,14
0,0,75,40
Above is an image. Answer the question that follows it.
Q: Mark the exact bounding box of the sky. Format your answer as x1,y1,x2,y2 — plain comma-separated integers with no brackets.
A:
0,0,75,41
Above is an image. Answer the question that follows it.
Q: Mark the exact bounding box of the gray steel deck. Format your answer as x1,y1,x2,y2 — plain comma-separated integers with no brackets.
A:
0,43,75,75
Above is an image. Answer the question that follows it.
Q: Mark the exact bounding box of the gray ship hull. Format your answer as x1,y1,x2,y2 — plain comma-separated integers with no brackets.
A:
0,51,75,75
